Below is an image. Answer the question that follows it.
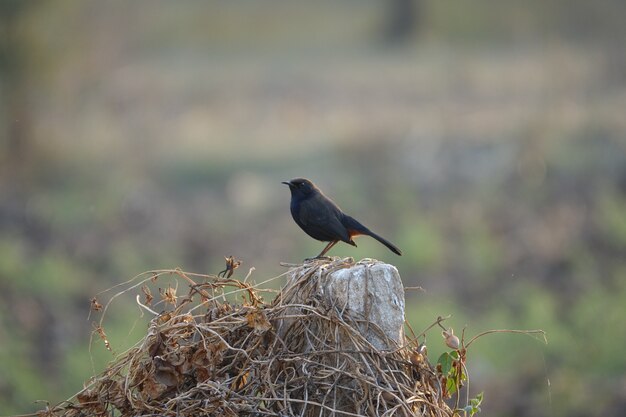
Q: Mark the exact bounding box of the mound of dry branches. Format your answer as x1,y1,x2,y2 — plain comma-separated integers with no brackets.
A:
40,258,452,417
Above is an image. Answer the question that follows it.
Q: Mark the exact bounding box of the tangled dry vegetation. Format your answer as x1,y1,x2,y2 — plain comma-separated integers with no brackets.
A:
39,258,454,417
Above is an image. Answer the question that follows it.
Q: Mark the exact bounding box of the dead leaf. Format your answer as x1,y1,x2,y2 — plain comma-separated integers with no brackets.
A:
141,285,153,305
191,347,210,367
158,312,172,324
154,367,179,387
92,323,111,351
195,366,210,382
246,309,272,334
90,297,102,312
153,356,180,386
142,375,167,399
148,331,163,358
159,285,178,306
77,389,97,404
218,255,242,278
232,371,249,391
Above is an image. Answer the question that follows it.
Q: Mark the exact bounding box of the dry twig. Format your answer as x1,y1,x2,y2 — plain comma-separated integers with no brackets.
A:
38,259,452,417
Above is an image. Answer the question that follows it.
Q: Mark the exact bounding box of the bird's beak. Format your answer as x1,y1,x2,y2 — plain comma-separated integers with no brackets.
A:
281,181,292,186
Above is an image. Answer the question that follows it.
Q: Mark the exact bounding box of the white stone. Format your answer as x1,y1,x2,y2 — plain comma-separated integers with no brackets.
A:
318,261,405,350
279,259,405,351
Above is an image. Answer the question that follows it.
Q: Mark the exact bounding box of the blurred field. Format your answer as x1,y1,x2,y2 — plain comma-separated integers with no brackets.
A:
1,1,626,416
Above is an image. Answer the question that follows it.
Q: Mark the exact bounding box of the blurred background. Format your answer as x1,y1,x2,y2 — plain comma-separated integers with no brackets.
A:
1,0,626,415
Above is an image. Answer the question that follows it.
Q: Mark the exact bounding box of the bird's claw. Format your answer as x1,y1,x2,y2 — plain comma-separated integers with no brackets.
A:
304,256,332,262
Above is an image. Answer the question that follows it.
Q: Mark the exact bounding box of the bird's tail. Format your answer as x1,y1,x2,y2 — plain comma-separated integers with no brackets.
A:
342,216,402,256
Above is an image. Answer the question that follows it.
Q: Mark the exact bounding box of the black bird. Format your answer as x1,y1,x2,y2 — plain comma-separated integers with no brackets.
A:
282,178,402,258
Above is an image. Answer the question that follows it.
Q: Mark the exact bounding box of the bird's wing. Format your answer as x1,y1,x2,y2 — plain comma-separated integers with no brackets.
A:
297,195,351,243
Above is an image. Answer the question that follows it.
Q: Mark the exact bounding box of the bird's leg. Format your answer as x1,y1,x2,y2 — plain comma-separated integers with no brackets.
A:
304,240,338,262
317,240,338,258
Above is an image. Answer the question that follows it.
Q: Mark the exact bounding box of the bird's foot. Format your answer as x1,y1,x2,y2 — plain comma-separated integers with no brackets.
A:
304,256,332,263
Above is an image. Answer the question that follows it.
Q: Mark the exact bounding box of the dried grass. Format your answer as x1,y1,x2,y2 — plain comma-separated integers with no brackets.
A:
39,258,452,417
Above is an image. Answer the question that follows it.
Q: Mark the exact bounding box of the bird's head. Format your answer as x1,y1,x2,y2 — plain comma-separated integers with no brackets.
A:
282,178,318,198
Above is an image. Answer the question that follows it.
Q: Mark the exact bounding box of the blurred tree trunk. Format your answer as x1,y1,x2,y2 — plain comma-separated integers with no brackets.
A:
384,0,421,44
0,1,34,181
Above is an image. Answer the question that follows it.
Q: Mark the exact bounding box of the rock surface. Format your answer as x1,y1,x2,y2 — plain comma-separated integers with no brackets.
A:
319,260,405,349
281,258,405,350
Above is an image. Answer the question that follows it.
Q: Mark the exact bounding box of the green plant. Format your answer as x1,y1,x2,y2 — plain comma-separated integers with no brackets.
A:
423,317,546,416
